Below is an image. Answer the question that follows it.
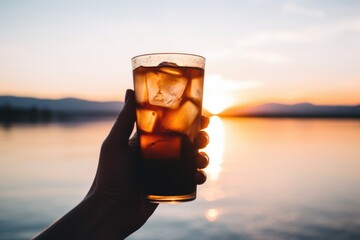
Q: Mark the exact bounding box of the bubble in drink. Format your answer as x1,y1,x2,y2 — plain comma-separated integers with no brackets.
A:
146,68,188,109
136,109,159,133
161,100,199,134
140,134,181,160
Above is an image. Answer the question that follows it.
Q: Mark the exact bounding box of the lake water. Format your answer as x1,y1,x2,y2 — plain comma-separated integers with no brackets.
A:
1,117,360,240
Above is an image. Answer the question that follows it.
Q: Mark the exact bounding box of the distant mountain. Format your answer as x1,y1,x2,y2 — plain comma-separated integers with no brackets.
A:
221,102,360,118
0,96,124,123
1,96,360,122
0,96,123,112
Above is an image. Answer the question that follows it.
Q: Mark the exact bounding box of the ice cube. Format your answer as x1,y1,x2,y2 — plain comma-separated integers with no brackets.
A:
161,101,199,134
158,61,182,75
185,77,203,102
160,67,182,75
146,70,188,109
136,109,158,133
140,134,181,159
134,70,148,104
158,61,178,67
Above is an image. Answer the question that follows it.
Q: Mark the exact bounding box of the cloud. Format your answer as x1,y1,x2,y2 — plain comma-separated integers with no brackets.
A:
340,17,360,32
243,17,360,46
245,51,288,65
206,49,233,60
282,3,325,18
207,17,360,65
205,74,262,92
236,17,360,49
236,30,314,49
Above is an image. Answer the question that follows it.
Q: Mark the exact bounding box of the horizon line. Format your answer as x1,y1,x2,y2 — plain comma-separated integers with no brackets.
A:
1,94,360,108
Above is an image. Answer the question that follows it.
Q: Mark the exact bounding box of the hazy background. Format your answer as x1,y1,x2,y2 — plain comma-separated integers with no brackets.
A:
1,1,360,240
1,0,359,110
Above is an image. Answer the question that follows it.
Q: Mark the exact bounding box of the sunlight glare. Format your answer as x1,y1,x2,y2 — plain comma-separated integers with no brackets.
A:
204,116,224,181
204,91,233,115
205,208,220,222
203,74,261,114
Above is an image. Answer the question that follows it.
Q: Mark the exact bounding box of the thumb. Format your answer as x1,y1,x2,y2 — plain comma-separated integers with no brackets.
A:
107,89,136,145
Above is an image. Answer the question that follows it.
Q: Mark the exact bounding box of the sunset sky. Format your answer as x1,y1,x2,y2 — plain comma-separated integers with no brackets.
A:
1,0,359,111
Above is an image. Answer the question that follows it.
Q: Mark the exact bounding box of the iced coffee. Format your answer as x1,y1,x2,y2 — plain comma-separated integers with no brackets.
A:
132,53,205,203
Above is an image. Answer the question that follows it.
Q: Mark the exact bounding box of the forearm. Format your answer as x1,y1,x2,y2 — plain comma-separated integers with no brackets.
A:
33,192,123,240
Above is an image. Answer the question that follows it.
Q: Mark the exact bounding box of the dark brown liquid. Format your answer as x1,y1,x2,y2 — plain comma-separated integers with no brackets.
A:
133,65,204,201
141,133,197,196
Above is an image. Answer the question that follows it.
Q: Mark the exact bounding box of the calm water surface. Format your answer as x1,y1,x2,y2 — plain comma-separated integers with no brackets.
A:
1,118,360,240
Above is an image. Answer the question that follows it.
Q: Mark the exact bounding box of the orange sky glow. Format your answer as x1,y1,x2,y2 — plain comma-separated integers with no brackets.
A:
0,1,359,113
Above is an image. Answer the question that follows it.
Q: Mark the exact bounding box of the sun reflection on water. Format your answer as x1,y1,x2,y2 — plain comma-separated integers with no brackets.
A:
203,116,225,181
202,116,225,220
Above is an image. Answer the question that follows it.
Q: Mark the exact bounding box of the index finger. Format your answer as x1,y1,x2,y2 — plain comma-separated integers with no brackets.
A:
200,116,210,129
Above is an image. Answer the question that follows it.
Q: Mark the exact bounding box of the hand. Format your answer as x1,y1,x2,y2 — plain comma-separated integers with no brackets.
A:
34,89,210,240
88,89,210,238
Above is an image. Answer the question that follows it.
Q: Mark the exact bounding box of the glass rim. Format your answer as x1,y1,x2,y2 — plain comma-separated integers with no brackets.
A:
131,52,205,61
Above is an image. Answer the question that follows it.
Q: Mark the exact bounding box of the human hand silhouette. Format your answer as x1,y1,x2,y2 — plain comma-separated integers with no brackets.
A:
87,89,210,237
34,89,210,240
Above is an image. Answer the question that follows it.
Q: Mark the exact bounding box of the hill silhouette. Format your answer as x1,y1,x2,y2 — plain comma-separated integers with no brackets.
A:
0,96,123,123
0,96,123,112
1,96,360,123
221,102,360,118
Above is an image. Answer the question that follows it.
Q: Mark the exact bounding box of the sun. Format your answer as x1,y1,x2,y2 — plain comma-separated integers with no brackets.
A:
202,73,261,115
202,74,237,115
203,90,233,115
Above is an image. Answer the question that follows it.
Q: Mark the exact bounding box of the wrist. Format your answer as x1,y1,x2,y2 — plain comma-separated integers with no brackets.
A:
89,190,153,239
33,192,124,240
83,191,125,240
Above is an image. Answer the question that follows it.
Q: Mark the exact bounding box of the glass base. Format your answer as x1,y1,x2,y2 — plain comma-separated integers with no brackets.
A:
146,192,196,203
